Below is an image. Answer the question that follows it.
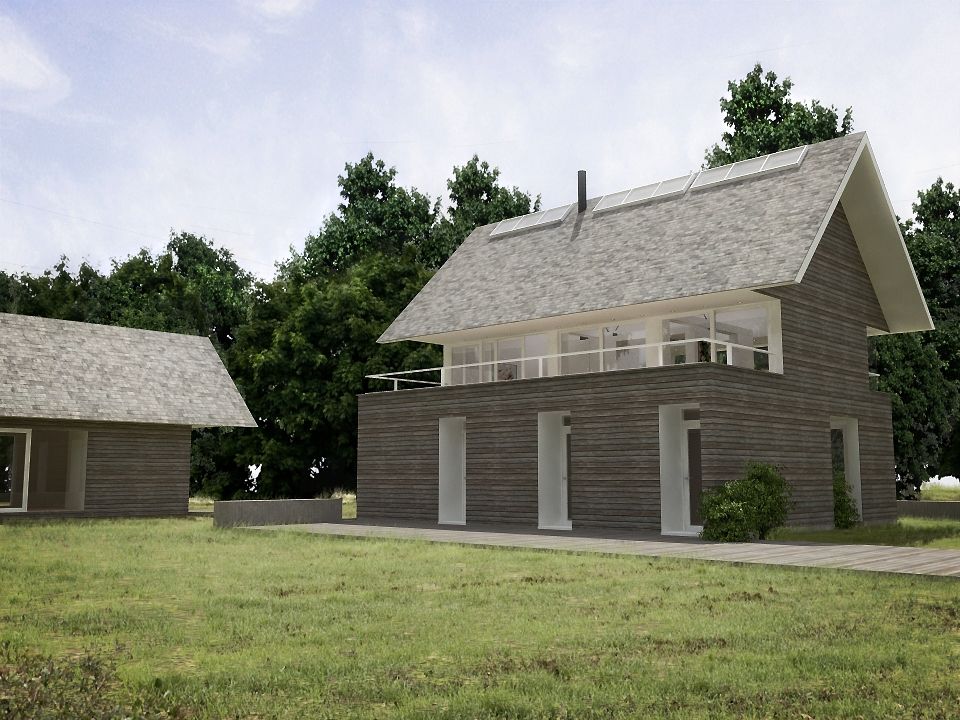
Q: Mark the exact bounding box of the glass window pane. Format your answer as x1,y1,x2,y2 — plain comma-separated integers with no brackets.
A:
523,334,548,379
561,329,600,375
715,306,769,369
450,344,480,385
482,342,495,382
0,432,27,510
603,322,646,371
663,315,710,365
497,338,522,381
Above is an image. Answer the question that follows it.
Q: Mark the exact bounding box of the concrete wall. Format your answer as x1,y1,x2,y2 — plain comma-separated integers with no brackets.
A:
214,498,343,527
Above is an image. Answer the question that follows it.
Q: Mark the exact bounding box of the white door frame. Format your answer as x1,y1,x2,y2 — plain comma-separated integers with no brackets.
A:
559,423,571,527
679,419,702,535
0,428,32,513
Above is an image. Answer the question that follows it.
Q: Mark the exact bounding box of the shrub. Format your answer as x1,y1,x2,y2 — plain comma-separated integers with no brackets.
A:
833,470,860,529
701,462,791,542
0,642,188,719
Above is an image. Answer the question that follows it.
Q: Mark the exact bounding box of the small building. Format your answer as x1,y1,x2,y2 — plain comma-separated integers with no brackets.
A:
358,132,932,534
0,313,256,518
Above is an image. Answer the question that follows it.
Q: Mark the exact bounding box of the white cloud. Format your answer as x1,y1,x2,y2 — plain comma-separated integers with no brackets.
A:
141,17,256,67
0,14,70,112
240,0,315,20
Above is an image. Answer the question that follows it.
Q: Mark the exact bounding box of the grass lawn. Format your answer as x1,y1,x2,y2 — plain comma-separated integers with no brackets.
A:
773,517,960,550
921,483,960,502
1,519,958,719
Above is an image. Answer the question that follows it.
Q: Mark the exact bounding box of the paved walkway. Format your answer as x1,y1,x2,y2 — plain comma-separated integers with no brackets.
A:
253,521,960,578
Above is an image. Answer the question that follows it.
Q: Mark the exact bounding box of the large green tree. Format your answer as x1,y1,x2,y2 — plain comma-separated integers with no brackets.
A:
705,63,853,168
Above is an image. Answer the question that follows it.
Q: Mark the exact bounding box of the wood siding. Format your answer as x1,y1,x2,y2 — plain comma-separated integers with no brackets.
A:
358,202,899,530
0,417,191,518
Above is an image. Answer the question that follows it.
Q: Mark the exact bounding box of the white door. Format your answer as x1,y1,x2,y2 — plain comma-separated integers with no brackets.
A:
538,412,572,530
438,418,466,525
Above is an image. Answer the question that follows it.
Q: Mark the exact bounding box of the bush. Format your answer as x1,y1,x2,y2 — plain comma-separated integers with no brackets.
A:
833,470,860,529
701,462,791,542
0,642,188,719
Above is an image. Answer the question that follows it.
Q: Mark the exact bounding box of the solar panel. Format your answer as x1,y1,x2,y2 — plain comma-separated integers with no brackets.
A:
691,145,807,190
594,173,694,214
489,204,573,237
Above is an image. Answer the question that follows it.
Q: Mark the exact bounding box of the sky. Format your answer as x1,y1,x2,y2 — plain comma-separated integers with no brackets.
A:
1,0,959,279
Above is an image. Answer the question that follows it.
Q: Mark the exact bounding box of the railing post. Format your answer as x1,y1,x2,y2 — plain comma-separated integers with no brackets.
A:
393,379,399,391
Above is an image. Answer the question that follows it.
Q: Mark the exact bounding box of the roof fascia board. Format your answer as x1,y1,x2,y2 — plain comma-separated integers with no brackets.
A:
858,137,934,330
795,134,867,283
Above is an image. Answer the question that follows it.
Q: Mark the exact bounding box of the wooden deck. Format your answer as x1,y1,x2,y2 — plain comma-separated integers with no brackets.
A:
252,521,960,578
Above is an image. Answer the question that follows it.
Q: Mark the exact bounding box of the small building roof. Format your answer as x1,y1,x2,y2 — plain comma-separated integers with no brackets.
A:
0,313,257,427
380,132,931,343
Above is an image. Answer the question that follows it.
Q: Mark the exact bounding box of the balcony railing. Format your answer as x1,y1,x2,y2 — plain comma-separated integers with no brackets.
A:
367,338,778,391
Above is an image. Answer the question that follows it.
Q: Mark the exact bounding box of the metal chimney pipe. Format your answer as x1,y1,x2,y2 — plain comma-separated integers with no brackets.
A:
577,170,587,213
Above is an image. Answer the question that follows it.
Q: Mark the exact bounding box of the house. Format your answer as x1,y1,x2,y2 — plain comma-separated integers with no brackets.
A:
0,313,256,518
357,132,932,534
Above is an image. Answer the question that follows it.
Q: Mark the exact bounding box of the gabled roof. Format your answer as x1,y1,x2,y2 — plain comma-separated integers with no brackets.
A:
380,132,932,343
0,313,257,427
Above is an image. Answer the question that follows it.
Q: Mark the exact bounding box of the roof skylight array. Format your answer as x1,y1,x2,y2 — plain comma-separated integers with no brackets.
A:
689,145,807,190
490,203,574,237
593,173,695,213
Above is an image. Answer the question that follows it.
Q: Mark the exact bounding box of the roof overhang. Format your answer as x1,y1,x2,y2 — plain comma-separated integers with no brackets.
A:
797,135,934,334
397,287,778,346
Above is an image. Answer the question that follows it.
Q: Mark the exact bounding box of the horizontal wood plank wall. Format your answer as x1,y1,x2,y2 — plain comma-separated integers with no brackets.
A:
758,201,896,524
359,202,898,530
85,424,191,516
0,417,191,518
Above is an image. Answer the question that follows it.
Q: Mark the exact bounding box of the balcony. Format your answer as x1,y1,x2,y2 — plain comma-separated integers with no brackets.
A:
366,337,780,391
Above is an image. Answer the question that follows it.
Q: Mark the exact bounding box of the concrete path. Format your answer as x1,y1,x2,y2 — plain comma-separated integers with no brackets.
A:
252,521,960,578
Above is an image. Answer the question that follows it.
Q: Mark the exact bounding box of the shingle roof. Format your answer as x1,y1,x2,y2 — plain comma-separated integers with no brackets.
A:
380,133,865,342
0,313,257,427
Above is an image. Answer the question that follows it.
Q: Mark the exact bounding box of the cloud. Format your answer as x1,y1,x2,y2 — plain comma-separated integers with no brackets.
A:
240,0,315,20
0,14,70,113
141,17,256,67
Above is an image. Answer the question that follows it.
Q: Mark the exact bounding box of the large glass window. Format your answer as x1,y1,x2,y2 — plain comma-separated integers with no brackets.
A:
496,338,522,381
715,306,769,369
603,322,646,371
523,334,548,379
560,328,601,375
663,315,710,365
450,344,480,385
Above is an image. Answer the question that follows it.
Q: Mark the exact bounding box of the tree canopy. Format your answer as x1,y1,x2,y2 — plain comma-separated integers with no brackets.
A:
705,63,854,167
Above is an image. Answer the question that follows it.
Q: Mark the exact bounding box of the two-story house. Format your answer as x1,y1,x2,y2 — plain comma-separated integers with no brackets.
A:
357,132,932,535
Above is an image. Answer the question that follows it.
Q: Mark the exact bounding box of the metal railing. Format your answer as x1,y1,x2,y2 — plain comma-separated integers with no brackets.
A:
367,338,777,391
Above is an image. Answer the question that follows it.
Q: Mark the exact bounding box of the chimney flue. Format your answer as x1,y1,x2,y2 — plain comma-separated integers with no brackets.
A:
577,170,587,213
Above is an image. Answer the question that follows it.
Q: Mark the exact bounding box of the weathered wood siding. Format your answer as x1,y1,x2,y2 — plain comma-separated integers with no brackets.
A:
358,202,899,530
0,417,191,518
84,424,191,516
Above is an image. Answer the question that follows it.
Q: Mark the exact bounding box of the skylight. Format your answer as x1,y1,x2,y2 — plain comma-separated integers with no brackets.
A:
594,173,695,213
490,203,574,237
690,145,807,190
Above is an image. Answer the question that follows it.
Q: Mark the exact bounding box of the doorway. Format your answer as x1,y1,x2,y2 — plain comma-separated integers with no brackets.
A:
438,417,466,525
658,405,702,535
830,417,862,518
538,412,572,530
0,428,31,513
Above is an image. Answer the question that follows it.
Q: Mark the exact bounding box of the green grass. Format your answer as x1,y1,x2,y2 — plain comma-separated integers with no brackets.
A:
1,519,957,719
187,495,215,512
921,483,960,501
772,517,960,549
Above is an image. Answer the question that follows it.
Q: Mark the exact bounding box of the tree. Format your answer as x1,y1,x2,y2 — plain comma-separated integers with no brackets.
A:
229,250,439,496
428,155,540,266
705,63,854,167
892,179,960,482
872,333,957,493
295,154,437,277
